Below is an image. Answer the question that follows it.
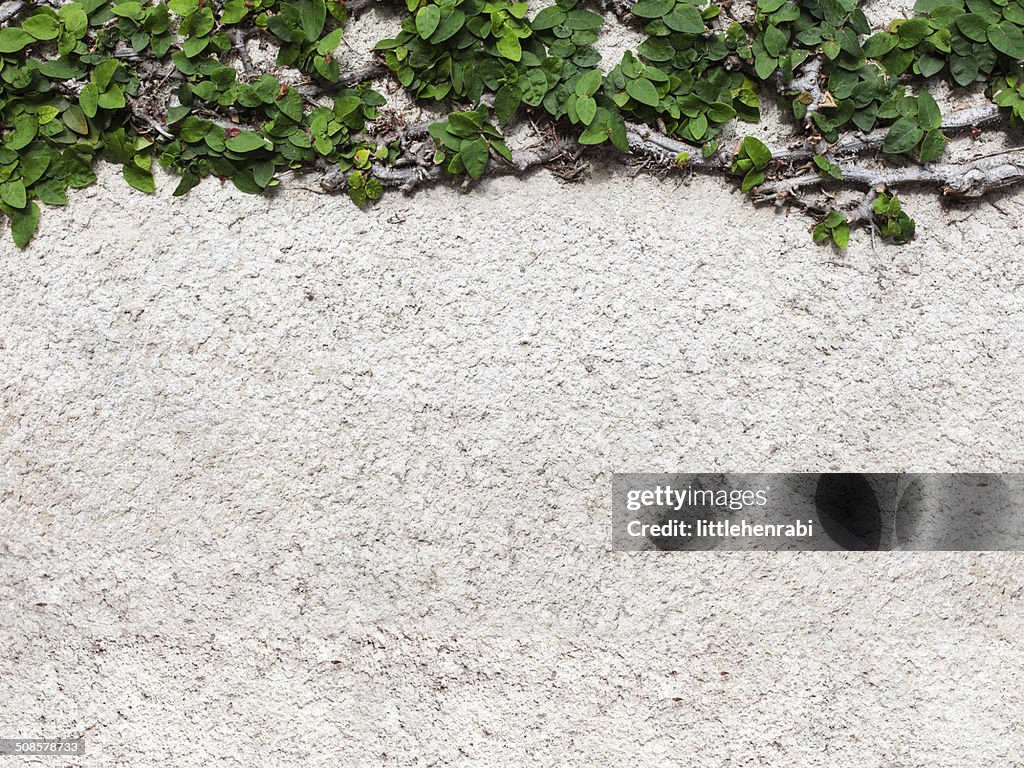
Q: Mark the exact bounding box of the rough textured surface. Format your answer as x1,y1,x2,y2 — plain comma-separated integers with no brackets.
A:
2,163,1024,766
3,3,1024,758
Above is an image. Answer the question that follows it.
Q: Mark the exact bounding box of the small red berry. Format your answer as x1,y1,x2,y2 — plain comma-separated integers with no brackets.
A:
971,127,982,138
227,127,241,137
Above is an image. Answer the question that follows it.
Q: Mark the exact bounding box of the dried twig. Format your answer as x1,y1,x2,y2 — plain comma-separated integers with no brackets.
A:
318,130,573,193
229,29,256,76
293,63,390,99
758,150,1024,199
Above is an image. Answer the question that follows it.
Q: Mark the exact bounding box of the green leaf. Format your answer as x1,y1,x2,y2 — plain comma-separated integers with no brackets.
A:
520,69,550,106
448,110,484,136
896,17,931,47
578,122,609,145
625,77,660,107
232,172,263,195
36,181,68,206
431,8,466,43
0,180,28,209
23,14,60,40
813,154,842,179
741,168,765,193
58,3,89,37
638,37,674,62
253,160,275,188
166,105,191,124
608,115,629,153
364,177,383,200
277,87,304,121
173,171,201,196
494,85,522,124
416,5,441,38
7,114,38,150
949,54,979,86
863,32,898,58
111,1,144,18
10,201,41,248
78,83,99,117
883,116,924,154
38,59,82,79
763,24,788,57
97,86,126,110
183,34,211,57
741,136,772,170
0,28,35,53
63,106,89,134
20,152,51,185
531,6,566,30
918,53,945,77
576,95,597,125
575,69,602,97
225,131,271,152
754,52,778,79
299,0,327,41
689,112,708,140
221,0,249,24
917,90,942,130
460,137,489,179
955,13,989,43
706,102,736,123
123,162,155,193
496,32,522,61
664,5,705,33
316,27,343,54
919,128,947,163
832,221,850,249
92,59,119,91
565,9,603,29
823,211,846,228
485,138,511,164
989,23,1024,59
630,0,674,18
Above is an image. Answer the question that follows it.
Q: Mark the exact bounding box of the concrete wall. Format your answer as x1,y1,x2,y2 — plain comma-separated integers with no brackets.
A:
1,164,1023,766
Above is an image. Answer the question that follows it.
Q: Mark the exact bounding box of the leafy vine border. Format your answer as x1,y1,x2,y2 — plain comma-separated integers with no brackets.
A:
2,0,1024,247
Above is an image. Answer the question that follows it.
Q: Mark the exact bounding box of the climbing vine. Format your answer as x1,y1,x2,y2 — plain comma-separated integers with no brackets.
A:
2,0,1024,247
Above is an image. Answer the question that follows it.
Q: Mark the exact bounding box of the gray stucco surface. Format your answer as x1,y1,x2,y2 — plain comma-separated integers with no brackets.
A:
1,166,1023,766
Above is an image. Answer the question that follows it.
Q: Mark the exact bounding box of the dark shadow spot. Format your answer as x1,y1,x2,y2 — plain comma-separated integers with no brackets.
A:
895,475,927,548
814,473,882,551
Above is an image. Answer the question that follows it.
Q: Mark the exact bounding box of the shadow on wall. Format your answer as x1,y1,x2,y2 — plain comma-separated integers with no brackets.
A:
813,473,883,551
895,474,1020,550
643,473,1024,551
801,473,1024,550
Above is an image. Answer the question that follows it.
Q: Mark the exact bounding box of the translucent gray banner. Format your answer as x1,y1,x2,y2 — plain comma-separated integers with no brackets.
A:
0,739,84,756
612,473,1024,551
